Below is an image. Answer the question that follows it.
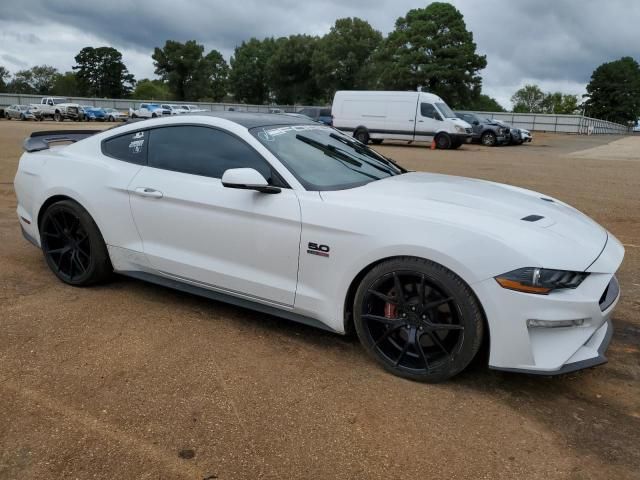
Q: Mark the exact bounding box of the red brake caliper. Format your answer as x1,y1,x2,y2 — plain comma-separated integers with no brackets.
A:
384,290,397,319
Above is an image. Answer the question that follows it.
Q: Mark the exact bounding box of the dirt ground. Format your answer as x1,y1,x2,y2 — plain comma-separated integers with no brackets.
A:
0,120,639,480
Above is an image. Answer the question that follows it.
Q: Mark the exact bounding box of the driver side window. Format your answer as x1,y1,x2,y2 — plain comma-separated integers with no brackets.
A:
420,103,441,121
147,126,284,186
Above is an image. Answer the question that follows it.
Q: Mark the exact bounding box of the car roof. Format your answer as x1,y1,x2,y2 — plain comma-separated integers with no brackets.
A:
192,111,318,128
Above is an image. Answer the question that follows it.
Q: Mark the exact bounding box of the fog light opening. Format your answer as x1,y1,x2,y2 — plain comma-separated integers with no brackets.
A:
526,318,586,328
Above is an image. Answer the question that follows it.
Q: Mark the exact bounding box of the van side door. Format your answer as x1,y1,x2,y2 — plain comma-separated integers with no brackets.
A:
414,102,443,142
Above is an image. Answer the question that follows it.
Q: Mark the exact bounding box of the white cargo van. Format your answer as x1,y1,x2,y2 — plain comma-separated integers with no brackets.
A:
332,91,473,149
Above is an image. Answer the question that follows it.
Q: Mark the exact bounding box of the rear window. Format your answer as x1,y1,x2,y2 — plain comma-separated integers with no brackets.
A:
101,130,148,165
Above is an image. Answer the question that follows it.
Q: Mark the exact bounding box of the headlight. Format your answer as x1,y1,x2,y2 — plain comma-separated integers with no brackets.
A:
495,268,589,294
454,125,466,133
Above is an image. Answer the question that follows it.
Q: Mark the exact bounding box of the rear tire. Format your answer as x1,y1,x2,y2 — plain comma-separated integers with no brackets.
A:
39,200,112,287
354,129,369,144
435,133,452,149
353,257,484,382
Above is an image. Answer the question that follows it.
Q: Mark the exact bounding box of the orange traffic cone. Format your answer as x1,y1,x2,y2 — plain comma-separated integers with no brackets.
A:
430,139,436,150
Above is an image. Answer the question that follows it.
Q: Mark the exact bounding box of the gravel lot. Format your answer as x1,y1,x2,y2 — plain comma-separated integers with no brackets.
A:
1,120,639,480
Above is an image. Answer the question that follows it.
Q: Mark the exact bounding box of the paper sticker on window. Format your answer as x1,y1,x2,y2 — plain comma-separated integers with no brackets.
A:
129,132,145,154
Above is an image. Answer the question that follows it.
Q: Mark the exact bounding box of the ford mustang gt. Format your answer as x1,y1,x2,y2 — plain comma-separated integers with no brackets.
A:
14,113,624,382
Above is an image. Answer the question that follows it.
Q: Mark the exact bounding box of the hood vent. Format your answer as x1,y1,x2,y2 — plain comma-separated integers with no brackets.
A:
521,214,544,222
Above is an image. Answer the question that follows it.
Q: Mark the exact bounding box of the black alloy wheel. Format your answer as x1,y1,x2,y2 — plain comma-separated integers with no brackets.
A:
354,258,483,382
40,201,112,286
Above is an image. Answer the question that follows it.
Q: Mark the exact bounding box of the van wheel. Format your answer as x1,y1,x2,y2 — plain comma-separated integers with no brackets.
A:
355,129,369,144
435,133,452,149
371,139,383,145
152,113,157,118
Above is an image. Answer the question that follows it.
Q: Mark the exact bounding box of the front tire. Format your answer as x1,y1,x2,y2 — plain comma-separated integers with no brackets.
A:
435,133,452,149
39,200,112,286
354,257,484,382
54,111,62,122
481,131,497,146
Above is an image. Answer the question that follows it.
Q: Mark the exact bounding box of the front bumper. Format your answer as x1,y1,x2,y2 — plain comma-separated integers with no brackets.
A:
476,273,620,375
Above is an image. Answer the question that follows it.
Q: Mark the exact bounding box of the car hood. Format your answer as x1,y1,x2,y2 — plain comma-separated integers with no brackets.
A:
321,172,608,271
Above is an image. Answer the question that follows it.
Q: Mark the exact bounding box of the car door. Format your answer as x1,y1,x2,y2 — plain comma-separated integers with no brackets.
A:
461,113,482,138
128,125,302,307
414,102,442,141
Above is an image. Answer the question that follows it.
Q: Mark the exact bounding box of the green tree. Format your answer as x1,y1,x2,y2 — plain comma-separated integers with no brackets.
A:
511,84,545,113
51,71,79,96
6,69,35,94
229,38,276,104
372,2,486,107
131,79,172,100
311,17,382,101
540,92,580,114
201,50,229,101
267,35,320,104
73,47,135,97
0,65,10,91
153,40,226,101
29,65,59,94
584,56,640,124
467,94,505,112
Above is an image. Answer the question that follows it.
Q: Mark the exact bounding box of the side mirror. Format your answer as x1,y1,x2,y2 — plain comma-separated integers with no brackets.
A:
221,168,281,194
435,113,443,122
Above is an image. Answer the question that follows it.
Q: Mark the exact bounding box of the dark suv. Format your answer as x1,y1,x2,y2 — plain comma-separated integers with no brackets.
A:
454,112,510,146
297,107,333,126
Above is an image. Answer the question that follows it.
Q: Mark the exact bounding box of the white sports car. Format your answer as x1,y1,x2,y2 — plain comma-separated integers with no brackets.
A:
14,113,623,382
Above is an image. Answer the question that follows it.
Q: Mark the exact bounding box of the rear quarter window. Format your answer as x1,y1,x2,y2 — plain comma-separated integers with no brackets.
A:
101,130,148,165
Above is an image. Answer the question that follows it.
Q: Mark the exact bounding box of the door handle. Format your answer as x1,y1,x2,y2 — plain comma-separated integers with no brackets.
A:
418,120,424,123
134,187,163,199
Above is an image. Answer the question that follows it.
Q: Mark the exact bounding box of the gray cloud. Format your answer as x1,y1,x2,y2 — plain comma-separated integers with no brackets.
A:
0,0,638,107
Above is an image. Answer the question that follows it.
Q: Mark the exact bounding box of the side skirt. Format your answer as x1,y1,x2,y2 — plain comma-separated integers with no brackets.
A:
119,270,340,334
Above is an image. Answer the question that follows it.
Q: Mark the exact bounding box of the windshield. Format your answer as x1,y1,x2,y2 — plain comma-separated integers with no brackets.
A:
251,125,405,191
435,102,456,119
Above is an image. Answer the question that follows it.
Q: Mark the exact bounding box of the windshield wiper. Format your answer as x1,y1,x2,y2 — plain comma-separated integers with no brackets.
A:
295,134,379,180
329,133,405,173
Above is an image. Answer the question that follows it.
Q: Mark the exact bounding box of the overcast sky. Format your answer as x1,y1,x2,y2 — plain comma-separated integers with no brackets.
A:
1,0,638,107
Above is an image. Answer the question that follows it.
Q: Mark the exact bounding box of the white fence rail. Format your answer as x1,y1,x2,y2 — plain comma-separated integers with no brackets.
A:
466,111,629,135
0,93,630,135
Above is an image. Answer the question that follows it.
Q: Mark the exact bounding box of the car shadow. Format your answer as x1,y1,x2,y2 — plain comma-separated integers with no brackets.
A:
107,274,640,473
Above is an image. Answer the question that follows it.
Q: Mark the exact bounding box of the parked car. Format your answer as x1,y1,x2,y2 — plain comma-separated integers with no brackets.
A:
130,103,167,119
181,104,208,113
632,121,640,133
161,104,187,115
268,108,283,114
80,106,107,122
103,108,128,122
16,112,622,381
454,112,510,146
4,104,38,121
33,97,82,122
519,128,533,142
297,107,333,125
491,119,524,145
333,91,472,149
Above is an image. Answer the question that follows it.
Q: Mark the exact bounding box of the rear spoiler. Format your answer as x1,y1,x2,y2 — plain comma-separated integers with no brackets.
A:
23,130,102,153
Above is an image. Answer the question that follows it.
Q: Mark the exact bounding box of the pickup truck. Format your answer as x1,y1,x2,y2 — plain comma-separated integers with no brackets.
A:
129,103,169,119
32,97,82,122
